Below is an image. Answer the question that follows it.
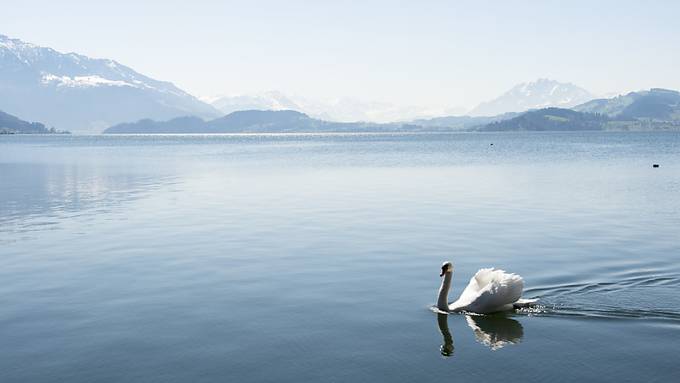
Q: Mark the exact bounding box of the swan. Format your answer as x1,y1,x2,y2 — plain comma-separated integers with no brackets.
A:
437,261,536,314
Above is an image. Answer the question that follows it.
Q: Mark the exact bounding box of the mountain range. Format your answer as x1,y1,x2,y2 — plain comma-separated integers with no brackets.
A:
104,110,421,134
3,34,680,134
0,34,219,134
477,88,680,132
104,88,680,134
206,91,463,123
206,80,593,123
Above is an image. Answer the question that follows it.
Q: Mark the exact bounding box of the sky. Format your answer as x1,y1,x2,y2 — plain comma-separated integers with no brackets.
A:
2,0,679,110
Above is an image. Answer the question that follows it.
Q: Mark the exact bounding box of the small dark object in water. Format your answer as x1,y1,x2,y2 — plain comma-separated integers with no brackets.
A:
490,143,494,146
653,164,660,168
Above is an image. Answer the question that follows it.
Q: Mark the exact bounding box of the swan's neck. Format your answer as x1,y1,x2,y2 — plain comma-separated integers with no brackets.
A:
437,272,452,311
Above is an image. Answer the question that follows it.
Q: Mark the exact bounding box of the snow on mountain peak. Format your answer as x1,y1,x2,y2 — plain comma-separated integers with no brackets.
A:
40,73,137,88
1,34,170,91
0,34,219,133
470,79,594,116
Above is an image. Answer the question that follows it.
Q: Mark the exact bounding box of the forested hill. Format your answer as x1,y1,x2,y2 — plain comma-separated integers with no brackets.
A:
0,110,67,134
104,110,421,133
477,108,608,131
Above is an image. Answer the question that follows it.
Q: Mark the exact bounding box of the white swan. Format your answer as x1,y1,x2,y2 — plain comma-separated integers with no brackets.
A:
437,261,536,314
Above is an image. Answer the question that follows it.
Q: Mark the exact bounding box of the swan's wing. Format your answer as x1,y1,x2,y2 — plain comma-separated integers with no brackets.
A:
470,269,524,313
452,268,524,313
452,268,494,307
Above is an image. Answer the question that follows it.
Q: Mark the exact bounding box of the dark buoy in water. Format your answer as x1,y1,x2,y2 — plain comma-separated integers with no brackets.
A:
653,164,660,168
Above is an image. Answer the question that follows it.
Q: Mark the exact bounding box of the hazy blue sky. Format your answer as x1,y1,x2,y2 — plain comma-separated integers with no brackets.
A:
2,0,679,109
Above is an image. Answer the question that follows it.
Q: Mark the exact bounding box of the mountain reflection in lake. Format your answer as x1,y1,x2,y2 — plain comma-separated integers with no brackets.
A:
0,162,175,241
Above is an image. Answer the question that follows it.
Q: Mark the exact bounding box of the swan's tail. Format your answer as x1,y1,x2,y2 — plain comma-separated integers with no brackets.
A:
513,298,539,308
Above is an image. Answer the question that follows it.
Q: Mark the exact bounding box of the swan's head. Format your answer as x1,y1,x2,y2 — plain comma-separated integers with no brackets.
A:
440,261,453,277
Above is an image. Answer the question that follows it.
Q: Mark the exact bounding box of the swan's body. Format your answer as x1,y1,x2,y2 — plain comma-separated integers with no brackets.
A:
437,262,536,314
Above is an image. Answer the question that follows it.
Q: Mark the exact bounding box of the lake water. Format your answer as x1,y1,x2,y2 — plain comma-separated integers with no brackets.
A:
1,132,679,382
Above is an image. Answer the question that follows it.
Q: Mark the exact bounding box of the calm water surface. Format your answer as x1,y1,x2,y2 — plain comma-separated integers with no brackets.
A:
1,132,679,382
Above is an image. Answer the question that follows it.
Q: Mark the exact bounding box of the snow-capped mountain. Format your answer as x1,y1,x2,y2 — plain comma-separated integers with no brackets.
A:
0,34,219,133
294,97,463,123
208,91,461,123
469,79,594,117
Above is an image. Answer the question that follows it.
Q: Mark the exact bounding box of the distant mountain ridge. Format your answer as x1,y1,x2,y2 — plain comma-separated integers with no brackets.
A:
0,34,220,133
478,88,680,132
573,88,680,120
410,112,519,130
108,88,680,134
208,91,302,116
104,110,422,134
208,92,462,123
470,79,594,116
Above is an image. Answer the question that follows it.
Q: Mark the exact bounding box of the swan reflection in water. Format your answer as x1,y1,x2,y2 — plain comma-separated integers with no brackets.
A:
437,314,455,356
436,313,524,356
